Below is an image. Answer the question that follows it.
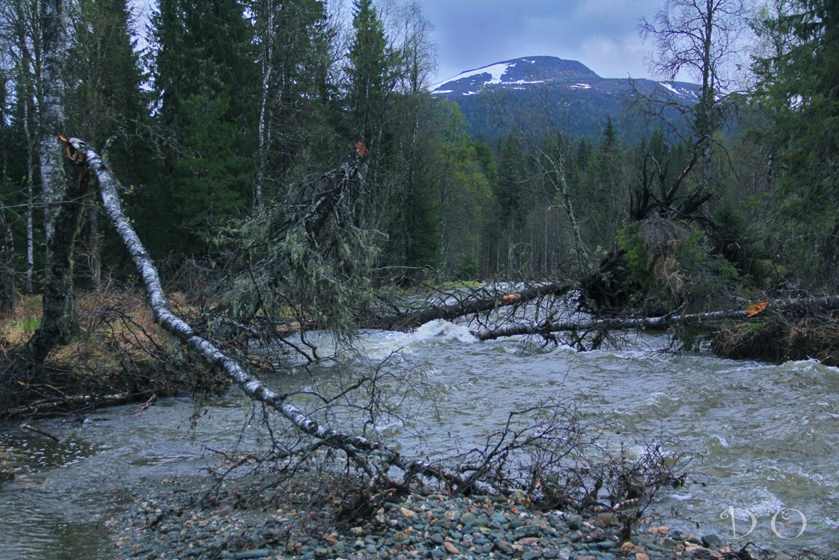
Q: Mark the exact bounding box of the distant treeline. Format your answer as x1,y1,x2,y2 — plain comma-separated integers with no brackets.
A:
0,0,836,292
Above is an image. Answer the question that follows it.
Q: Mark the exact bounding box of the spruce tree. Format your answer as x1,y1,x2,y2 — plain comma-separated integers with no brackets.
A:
65,0,148,285
753,0,839,279
347,0,388,144
151,0,258,253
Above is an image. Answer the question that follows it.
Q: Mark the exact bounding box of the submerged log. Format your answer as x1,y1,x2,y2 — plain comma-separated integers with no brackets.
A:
367,282,573,331
63,137,497,494
476,295,839,341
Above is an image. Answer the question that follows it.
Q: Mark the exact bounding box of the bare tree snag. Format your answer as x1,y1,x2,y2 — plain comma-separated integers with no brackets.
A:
63,137,498,495
642,0,746,193
536,147,588,272
476,295,839,341
28,137,90,364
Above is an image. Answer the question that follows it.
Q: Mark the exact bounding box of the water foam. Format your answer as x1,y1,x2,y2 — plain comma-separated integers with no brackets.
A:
358,320,477,360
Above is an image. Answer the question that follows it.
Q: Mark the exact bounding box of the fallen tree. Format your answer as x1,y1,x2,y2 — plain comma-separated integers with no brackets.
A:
2,137,690,535
365,282,573,331
475,295,839,341
60,136,501,494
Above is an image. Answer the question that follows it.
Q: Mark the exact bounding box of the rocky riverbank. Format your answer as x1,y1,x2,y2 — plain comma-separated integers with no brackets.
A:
108,473,808,560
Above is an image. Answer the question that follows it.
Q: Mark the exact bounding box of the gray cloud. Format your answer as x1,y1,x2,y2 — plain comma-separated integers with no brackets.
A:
130,0,675,83
419,0,666,83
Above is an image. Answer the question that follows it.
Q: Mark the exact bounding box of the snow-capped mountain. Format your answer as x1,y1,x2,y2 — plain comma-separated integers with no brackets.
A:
430,56,702,141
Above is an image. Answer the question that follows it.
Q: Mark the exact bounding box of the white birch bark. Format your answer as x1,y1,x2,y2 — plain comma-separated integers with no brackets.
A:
38,0,67,246
254,0,274,210
538,148,588,272
7,0,38,292
66,137,499,495
21,65,36,293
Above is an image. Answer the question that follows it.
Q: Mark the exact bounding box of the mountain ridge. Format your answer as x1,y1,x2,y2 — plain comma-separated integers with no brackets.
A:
429,56,701,142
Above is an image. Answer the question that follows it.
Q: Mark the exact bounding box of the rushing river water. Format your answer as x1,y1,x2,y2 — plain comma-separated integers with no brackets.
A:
1,320,838,558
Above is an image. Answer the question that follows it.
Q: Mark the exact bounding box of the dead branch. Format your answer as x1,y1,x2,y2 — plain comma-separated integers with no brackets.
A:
1,391,139,419
365,282,573,331
475,295,839,341
63,137,500,495
20,423,61,442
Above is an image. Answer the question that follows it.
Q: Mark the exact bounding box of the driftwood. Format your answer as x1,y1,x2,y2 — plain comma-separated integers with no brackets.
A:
0,391,140,419
63,137,498,494
20,423,61,442
476,295,839,341
367,282,573,331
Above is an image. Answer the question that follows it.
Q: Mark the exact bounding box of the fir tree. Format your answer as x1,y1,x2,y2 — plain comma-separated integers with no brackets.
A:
151,0,258,252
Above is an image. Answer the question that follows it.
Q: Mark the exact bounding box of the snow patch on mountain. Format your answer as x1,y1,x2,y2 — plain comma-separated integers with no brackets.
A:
659,82,699,98
431,62,518,91
659,82,681,96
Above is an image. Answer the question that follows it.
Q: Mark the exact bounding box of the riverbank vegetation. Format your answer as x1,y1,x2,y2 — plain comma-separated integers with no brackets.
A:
0,288,228,418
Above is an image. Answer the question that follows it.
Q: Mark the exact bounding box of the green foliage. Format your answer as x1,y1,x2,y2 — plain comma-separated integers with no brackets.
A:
151,0,257,252
1,0,834,307
616,223,650,290
346,0,399,145
751,0,839,283
172,94,249,246
226,170,381,338
252,0,337,189
617,220,741,311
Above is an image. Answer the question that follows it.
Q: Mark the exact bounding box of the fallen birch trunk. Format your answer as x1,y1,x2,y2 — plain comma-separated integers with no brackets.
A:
367,282,573,331
476,295,839,341
63,137,496,494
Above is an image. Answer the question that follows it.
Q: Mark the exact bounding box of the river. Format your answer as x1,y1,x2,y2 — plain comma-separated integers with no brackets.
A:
1,320,837,558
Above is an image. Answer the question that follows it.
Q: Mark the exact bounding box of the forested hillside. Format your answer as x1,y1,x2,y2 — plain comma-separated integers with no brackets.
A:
0,0,837,291
430,55,703,142
2,2,839,558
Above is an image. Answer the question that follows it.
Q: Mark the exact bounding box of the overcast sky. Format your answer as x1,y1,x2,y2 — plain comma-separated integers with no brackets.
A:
413,0,666,84
130,0,678,83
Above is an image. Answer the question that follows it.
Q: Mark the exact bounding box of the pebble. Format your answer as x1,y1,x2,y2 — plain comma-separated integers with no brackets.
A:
109,477,791,560
443,541,460,554
496,540,515,554
701,534,722,549
566,514,583,530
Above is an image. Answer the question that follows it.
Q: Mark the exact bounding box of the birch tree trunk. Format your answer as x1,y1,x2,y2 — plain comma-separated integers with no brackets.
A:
254,0,274,211
8,0,38,293
62,137,499,495
28,140,89,365
38,0,67,252
538,148,588,272
22,70,36,294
